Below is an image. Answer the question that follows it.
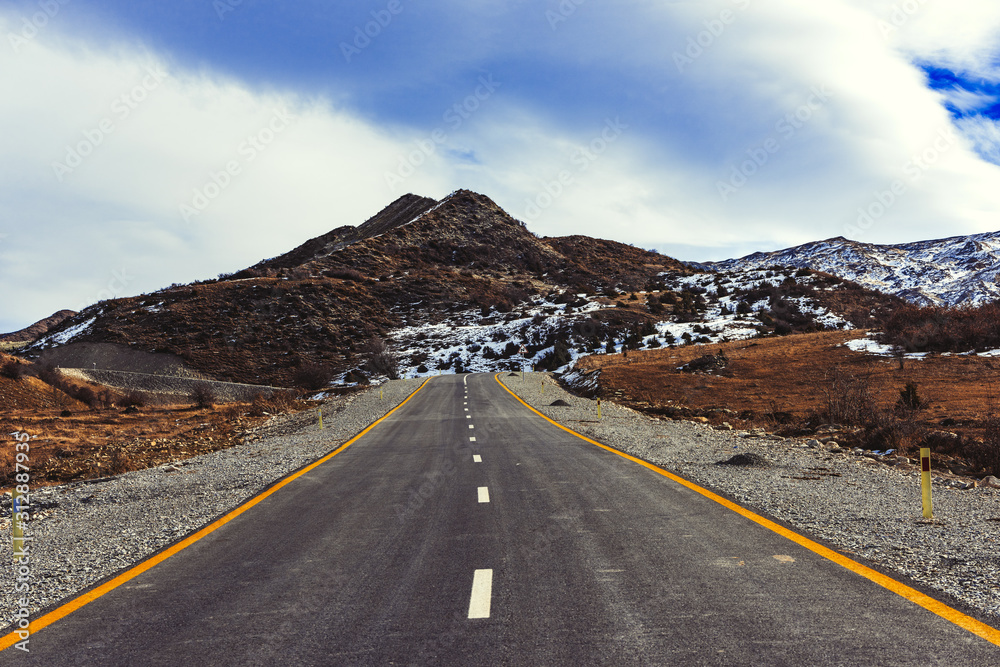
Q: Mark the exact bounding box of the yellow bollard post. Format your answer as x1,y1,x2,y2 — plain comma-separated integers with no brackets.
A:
541,379,544,394
318,409,323,430
597,398,601,420
920,447,933,519
12,489,23,563
380,387,383,400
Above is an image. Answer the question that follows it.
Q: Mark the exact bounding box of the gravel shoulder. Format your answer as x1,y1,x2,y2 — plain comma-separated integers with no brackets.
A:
503,372,1000,626
1,378,426,632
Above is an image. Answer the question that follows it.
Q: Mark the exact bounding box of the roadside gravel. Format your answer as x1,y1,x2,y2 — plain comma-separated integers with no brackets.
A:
504,372,1000,625
1,378,426,631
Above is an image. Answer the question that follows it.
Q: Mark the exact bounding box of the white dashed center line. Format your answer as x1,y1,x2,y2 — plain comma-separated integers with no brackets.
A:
468,569,493,619
469,436,476,442
473,454,482,463
468,424,474,429
466,415,471,419
478,487,490,503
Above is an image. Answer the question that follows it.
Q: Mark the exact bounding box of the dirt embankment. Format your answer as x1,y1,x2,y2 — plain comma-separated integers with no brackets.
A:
61,368,277,403
37,342,204,377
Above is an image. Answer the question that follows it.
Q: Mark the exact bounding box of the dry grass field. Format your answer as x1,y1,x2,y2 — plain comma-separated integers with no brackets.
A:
577,330,1000,445
0,358,310,488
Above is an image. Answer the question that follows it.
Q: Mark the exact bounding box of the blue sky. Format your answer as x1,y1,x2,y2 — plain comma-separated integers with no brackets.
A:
3,0,1000,332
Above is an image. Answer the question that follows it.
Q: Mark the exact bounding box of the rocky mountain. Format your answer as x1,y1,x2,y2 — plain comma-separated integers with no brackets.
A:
1,310,76,342
21,190,901,387
705,231,1000,307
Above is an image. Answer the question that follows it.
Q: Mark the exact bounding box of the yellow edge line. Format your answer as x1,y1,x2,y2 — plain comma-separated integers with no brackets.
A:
0,378,433,652
494,374,1000,647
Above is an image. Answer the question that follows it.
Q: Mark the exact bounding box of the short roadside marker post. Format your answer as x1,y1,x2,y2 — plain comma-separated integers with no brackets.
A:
597,398,601,420
318,409,323,430
920,447,933,519
380,387,383,400
12,490,23,563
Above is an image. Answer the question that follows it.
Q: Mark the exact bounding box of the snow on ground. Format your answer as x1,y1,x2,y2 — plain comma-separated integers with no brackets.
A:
378,267,854,381
844,334,928,358
36,316,97,347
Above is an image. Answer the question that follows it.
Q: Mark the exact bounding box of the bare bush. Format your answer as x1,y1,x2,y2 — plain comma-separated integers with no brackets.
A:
107,450,132,476
324,268,364,281
119,391,146,408
293,363,335,391
880,301,1000,353
966,419,1000,477
0,359,24,380
822,367,881,426
246,389,299,416
191,383,216,409
364,337,399,380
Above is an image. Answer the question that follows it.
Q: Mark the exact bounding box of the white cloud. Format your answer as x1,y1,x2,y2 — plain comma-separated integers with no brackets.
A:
5,1,1000,332
0,15,454,332
955,115,1000,165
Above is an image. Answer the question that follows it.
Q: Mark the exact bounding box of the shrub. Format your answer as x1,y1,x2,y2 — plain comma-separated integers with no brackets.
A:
363,337,399,379
822,367,880,427
108,450,131,476
324,268,364,282
294,363,336,391
95,389,116,409
345,368,370,384
536,340,572,372
1,360,24,380
120,391,146,408
191,383,216,409
879,302,1000,353
896,382,926,412
966,421,1000,477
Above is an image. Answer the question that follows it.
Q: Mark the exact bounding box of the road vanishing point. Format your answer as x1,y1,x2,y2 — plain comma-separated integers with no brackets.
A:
3,373,999,664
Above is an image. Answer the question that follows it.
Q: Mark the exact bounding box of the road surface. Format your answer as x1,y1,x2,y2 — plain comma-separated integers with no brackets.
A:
5,373,999,664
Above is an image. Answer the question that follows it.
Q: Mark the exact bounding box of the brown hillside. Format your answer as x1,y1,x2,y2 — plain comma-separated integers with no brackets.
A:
1,310,75,342
25,190,692,385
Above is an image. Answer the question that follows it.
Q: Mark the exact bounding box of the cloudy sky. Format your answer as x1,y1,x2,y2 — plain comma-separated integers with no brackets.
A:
2,0,1000,333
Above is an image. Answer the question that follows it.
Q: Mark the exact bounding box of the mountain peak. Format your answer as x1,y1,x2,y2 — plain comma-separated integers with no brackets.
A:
711,231,1000,306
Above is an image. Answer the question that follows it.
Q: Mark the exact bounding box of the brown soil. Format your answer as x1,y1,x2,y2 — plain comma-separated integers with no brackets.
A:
0,375,314,489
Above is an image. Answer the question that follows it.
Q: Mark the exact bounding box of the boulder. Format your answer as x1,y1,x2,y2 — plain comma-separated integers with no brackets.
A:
981,476,1000,489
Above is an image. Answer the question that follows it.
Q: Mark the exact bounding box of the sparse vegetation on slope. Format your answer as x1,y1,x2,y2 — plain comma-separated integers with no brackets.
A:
879,301,1000,353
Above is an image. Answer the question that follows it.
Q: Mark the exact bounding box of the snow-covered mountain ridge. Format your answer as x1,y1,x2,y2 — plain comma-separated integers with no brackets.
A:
704,231,1000,307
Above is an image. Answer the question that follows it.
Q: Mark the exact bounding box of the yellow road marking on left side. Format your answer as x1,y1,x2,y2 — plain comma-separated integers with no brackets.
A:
0,378,433,652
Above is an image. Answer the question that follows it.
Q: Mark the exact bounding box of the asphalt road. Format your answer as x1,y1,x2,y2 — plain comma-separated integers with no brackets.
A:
6,373,999,665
